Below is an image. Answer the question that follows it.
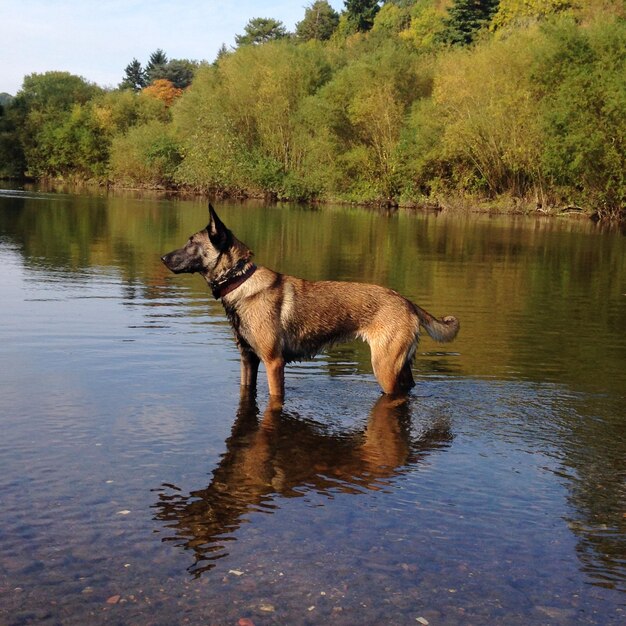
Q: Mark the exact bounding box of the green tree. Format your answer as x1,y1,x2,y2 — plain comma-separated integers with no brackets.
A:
442,0,500,45
123,52,195,89
298,40,425,201
145,49,168,83
344,0,381,32
431,28,544,197
0,99,25,177
234,18,288,46
15,72,102,177
18,71,98,111
371,2,411,34
214,44,230,65
173,41,332,197
492,0,572,29
91,88,169,138
399,0,448,50
48,104,110,178
296,1,340,41
535,19,626,217
120,58,146,91
150,59,197,89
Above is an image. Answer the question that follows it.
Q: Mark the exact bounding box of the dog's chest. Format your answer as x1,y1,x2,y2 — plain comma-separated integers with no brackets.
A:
223,302,268,354
223,304,248,346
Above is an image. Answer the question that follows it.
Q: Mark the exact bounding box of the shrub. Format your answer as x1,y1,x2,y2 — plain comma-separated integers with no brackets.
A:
109,120,181,187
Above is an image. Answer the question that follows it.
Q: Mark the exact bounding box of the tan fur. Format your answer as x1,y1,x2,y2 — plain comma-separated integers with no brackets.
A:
162,205,459,404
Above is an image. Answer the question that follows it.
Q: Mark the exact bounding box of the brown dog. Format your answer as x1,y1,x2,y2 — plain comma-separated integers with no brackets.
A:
162,205,459,403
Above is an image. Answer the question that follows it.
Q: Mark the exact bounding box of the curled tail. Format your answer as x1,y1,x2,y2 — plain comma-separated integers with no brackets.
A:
413,304,460,343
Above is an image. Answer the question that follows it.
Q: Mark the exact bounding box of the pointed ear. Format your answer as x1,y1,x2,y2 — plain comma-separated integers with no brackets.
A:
207,203,230,249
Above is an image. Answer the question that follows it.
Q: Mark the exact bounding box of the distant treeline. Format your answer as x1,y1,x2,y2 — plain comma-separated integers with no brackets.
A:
0,0,624,218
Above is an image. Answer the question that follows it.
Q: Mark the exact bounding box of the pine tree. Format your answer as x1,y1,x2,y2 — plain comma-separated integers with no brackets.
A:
344,0,381,32
443,0,500,45
214,43,230,65
234,18,288,46
296,1,340,41
120,58,146,91
145,49,168,84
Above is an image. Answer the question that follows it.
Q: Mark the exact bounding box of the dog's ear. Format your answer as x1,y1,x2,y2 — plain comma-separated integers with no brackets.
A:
207,203,230,249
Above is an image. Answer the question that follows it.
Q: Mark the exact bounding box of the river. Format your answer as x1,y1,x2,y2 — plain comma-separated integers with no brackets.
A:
0,188,624,625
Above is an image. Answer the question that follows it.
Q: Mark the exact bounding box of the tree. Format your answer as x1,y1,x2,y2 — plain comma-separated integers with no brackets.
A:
432,29,544,197
371,2,412,34
173,41,332,196
120,58,146,91
214,44,230,65
124,50,196,89
109,120,181,187
399,0,449,51
142,79,183,107
492,0,573,30
18,71,99,111
442,0,500,45
536,19,626,217
145,49,168,83
12,72,102,177
344,0,381,32
296,1,340,41
235,17,288,46
0,98,25,177
150,59,196,89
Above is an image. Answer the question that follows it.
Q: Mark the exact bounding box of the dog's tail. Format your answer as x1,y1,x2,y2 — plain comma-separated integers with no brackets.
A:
413,305,460,343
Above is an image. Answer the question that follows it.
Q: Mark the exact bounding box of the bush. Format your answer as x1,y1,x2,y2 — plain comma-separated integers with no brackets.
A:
534,18,626,216
109,120,181,187
429,28,544,198
297,39,429,202
173,41,332,195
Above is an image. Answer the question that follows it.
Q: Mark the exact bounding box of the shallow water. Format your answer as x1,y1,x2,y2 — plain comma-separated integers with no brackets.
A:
0,188,625,625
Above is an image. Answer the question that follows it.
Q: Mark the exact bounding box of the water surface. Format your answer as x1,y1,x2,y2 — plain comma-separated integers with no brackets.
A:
0,188,625,625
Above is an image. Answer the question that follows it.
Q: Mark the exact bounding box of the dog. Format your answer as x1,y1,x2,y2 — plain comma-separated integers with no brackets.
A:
162,204,459,403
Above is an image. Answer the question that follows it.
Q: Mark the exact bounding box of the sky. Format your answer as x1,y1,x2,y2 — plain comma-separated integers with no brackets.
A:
0,0,346,95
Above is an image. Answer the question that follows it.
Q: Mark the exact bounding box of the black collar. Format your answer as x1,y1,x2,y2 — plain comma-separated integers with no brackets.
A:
210,262,257,299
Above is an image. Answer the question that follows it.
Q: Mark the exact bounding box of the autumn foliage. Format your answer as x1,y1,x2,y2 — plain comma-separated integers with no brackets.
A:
142,79,182,107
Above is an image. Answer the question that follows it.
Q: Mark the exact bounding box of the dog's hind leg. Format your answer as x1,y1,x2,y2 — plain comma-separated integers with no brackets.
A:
240,350,260,389
370,352,401,395
370,338,416,396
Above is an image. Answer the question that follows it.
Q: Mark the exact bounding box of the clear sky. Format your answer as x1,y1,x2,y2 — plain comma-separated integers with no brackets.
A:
0,0,346,95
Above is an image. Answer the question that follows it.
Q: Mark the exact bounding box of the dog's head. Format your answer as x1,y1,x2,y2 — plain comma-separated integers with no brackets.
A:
161,204,252,282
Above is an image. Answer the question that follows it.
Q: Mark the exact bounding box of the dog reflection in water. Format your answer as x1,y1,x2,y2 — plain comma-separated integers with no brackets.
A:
153,393,452,576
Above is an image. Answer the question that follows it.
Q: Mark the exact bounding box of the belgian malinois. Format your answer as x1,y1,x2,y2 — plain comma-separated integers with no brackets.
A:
162,205,459,403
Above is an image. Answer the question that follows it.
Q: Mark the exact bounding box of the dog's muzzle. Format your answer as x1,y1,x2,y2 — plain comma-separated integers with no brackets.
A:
161,250,201,274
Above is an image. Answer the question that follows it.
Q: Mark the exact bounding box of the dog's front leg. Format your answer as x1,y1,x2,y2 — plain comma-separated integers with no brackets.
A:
264,357,285,404
240,350,260,390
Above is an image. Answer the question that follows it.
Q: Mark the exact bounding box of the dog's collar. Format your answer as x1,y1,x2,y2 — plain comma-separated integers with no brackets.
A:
210,262,257,300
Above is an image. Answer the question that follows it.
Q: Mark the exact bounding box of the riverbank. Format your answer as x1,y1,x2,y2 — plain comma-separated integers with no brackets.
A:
5,176,622,224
